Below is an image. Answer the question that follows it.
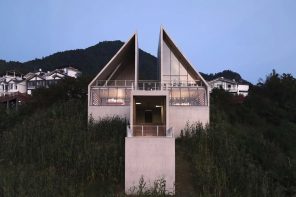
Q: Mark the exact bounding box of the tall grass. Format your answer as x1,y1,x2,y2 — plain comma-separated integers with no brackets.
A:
0,99,126,196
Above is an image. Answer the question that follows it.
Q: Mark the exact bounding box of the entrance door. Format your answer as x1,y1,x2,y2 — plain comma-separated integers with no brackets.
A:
144,110,152,123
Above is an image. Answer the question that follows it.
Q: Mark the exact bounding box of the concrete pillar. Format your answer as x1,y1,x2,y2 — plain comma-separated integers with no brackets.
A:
125,137,175,194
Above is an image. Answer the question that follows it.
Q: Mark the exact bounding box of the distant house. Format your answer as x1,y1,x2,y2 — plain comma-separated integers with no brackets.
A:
62,67,81,78
208,77,249,96
25,67,81,94
1,67,81,96
0,71,27,96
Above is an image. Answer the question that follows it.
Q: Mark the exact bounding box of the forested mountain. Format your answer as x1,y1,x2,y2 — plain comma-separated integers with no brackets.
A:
0,41,158,80
0,41,249,83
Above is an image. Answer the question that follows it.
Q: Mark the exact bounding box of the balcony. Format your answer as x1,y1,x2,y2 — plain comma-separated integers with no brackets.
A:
90,80,208,106
126,125,174,137
93,80,134,87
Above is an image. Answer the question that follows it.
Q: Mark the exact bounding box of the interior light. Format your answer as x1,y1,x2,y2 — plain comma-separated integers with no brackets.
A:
155,105,162,108
136,102,141,105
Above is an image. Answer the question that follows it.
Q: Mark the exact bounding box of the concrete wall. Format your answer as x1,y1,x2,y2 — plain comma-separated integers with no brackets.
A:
125,137,175,194
89,102,210,137
88,106,130,122
169,106,209,137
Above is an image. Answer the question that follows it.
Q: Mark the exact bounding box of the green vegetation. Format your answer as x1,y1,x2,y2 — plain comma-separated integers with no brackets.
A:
177,70,296,196
0,101,126,196
128,176,173,196
0,78,127,196
0,70,295,196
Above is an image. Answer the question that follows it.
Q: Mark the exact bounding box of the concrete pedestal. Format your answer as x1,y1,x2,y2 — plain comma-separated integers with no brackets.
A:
125,137,175,194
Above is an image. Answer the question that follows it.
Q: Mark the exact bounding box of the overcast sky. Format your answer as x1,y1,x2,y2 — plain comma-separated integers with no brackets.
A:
0,0,295,83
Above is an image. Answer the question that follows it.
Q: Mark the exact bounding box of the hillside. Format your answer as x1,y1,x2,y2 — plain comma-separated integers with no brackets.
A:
0,71,295,196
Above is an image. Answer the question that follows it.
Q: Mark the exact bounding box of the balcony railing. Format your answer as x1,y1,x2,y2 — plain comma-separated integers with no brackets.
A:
135,80,205,91
90,80,208,106
93,80,134,87
91,80,205,89
126,125,174,137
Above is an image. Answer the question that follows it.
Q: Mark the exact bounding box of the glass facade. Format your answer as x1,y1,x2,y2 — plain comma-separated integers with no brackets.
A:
91,87,132,106
168,87,207,106
162,41,195,83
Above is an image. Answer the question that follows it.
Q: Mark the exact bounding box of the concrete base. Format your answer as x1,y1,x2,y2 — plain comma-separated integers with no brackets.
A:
125,137,175,194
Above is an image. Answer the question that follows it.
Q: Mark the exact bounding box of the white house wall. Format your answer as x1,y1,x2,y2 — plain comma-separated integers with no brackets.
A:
65,69,79,78
238,84,249,96
17,81,27,93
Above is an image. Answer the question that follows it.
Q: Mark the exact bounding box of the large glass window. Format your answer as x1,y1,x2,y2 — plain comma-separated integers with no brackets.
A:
162,41,196,84
91,87,131,106
170,52,179,75
169,87,207,106
163,41,171,76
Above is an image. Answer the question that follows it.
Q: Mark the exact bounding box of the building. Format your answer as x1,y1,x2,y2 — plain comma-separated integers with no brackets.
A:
25,67,81,94
0,71,27,96
88,28,210,194
208,77,249,96
62,67,81,78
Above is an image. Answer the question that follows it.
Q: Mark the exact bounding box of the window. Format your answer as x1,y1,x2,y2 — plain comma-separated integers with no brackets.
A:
162,41,196,84
169,87,207,106
91,87,131,106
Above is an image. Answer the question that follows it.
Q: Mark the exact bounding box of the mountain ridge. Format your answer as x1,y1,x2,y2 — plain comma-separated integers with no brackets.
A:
0,41,250,83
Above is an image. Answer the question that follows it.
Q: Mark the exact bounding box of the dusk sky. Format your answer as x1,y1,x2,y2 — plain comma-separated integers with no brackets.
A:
0,0,295,83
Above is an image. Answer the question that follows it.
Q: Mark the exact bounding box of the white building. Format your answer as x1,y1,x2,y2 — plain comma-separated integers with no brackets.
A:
88,28,210,194
0,71,27,96
208,77,249,96
62,67,81,78
25,67,81,94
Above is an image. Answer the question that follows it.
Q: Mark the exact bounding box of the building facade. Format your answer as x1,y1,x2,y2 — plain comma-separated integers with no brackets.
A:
0,71,27,96
88,29,210,136
88,28,210,193
25,67,81,95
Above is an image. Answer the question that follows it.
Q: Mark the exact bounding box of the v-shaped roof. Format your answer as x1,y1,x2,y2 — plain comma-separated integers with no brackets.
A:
159,27,209,87
89,33,138,87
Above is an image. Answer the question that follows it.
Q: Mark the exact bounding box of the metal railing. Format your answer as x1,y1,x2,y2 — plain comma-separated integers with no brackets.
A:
126,125,174,137
93,80,134,87
91,80,205,89
136,80,205,91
